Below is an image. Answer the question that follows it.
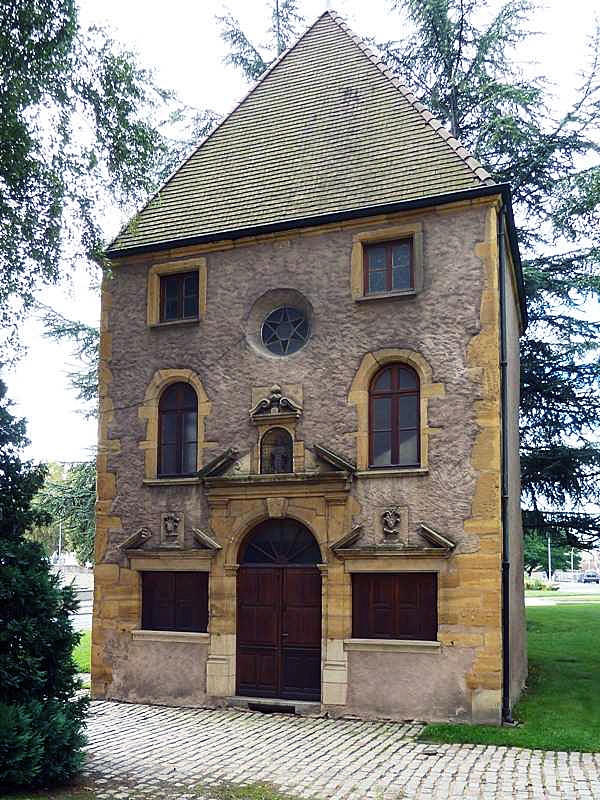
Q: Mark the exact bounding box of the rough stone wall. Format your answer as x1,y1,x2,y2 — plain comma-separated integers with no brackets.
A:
104,204,488,539
92,198,522,722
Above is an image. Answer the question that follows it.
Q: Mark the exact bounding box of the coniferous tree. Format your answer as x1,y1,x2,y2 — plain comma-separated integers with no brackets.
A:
379,0,600,547
0,0,203,352
33,461,97,565
217,0,304,80
0,380,87,789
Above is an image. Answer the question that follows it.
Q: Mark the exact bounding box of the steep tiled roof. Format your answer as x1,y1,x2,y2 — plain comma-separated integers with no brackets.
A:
108,11,493,255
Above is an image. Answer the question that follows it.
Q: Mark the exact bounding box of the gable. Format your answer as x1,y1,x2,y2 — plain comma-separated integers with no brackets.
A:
108,11,492,256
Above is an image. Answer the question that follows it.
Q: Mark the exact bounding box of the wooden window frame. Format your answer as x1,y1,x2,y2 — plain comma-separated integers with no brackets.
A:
141,571,209,633
158,382,198,478
363,238,414,296
369,364,420,468
159,270,199,323
352,572,437,641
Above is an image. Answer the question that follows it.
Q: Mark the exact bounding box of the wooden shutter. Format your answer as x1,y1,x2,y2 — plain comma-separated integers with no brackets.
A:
142,571,208,632
352,572,437,641
142,572,176,631
175,572,208,632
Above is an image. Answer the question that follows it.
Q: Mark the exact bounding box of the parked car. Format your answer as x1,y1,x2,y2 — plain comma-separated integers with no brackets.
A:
579,570,600,584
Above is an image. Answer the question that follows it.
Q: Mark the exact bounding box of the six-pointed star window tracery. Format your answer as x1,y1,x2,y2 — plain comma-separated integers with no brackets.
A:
261,306,309,355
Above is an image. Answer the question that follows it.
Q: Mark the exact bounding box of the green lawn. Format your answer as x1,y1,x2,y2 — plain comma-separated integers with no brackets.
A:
525,590,600,600
421,604,600,751
72,630,91,673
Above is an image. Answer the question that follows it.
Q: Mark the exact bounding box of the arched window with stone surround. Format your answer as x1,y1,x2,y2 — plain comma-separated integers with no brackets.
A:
369,364,420,468
260,427,294,474
158,382,198,477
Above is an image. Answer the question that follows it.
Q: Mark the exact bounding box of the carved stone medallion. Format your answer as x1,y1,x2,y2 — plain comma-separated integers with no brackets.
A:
381,506,408,542
160,511,184,548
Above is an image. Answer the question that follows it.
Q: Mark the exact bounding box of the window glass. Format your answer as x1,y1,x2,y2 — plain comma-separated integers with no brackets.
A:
368,270,386,293
391,242,411,290
372,431,392,466
398,430,418,465
158,383,198,476
160,271,199,323
398,367,417,390
372,397,391,429
369,364,420,468
368,246,386,269
240,519,321,565
373,368,392,391
364,239,413,295
392,265,411,290
261,427,293,474
161,412,177,444
160,444,178,476
182,442,197,475
261,306,310,356
183,411,197,443
183,273,199,318
398,395,418,428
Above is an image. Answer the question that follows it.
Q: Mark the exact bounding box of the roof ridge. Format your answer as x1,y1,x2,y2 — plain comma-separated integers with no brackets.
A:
107,12,333,253
324,9,493,185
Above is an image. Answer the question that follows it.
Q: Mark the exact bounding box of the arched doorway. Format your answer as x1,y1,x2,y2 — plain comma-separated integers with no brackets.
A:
236,518,322,701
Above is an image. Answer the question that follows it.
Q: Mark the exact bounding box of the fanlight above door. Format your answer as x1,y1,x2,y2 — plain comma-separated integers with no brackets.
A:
239,518,321,565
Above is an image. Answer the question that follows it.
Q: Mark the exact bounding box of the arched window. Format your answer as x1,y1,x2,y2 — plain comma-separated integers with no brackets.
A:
260,427,293,474
158,383,198,477
369,364,420,468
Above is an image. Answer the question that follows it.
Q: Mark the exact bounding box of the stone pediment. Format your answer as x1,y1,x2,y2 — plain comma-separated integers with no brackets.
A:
249,384,302,422
313,444,356,474
118,527,152,551
192,527,222,551
197,448,240,478
331,522,455,559
120,516,221,558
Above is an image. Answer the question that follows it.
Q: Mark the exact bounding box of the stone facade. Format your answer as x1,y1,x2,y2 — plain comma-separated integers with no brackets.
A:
92,196,526,723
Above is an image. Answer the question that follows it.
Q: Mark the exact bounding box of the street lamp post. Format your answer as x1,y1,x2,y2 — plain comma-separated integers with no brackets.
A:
547,533,552,582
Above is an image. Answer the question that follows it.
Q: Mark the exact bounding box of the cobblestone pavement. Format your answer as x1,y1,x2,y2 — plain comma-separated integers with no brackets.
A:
84,700,600,800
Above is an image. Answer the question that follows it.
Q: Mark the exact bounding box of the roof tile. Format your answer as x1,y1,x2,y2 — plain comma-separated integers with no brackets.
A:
108,10,494,255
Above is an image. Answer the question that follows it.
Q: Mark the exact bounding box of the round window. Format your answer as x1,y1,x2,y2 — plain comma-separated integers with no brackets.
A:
261,306,310,356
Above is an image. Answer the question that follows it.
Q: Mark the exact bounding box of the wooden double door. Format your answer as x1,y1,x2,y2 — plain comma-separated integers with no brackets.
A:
236,519,322,701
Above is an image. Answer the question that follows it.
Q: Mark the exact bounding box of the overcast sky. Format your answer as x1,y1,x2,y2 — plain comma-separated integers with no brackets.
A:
7,0,600,465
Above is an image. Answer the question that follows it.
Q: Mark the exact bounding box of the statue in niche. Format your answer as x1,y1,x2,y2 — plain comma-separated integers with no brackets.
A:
161,512,184,548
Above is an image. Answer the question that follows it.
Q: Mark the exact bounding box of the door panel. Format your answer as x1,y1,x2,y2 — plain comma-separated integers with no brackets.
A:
281,567,321,700
237,567,280,697
236,565,322,700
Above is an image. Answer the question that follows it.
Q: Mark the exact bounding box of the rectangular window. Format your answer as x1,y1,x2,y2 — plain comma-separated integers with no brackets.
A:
160,271,199,322
141,571,208,632
352,572,437,641
363,239,413,295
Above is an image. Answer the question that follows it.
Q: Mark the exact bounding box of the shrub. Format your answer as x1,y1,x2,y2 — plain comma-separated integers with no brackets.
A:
0,379,88,789
524,576,560,591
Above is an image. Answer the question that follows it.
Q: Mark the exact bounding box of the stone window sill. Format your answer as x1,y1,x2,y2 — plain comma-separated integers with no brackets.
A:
143,477,202,486
355,468,428,479
149,317,200,329
343,638,440,654
131,629,209,644
355,289,417,303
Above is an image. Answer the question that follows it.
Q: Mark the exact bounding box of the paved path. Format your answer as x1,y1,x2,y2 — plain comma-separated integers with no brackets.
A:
84,701,600,800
